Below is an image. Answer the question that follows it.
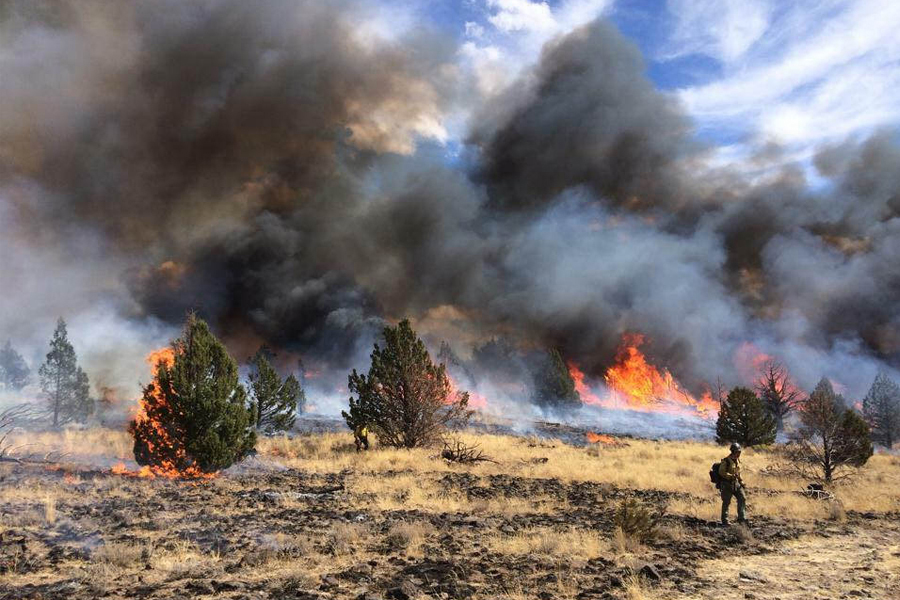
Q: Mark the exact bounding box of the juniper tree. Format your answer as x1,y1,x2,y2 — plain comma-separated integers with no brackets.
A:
861,372,900,448
39,319,92,426
532,348,581,410
783,378,873,484
248,348,303,433
755,359,801,431
343,319,471,448
716,386,776,447
0,340,30,392
129,314,256,475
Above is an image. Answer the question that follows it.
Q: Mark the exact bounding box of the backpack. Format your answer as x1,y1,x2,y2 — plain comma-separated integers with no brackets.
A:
709,461,722,487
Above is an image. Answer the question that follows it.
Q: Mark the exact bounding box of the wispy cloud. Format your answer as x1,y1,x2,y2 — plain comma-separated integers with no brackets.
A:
672,0,900,153
664,0,774,63
458,0,613,102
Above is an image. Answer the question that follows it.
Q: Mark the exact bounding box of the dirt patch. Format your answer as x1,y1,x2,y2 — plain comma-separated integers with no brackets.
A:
664,518,900,600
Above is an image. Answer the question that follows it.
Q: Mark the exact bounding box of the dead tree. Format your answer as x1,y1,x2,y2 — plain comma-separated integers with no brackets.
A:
756,359,802,431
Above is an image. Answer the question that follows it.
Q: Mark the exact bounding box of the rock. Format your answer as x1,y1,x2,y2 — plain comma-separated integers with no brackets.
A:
186,580,216,594
387,580,420,600
639,563,661,582
739,571,768,583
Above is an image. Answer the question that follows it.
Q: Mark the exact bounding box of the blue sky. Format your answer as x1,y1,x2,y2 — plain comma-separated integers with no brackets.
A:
385,0,900,173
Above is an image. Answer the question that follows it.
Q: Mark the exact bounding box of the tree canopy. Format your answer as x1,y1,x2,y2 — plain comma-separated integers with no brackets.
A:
0,340,30,392
343,319,471,448
248,347,303,434
532,348,581,410
129,314,256,476
862,372,900,448
715,386,776,447
784,378,873,483
39,319,92,426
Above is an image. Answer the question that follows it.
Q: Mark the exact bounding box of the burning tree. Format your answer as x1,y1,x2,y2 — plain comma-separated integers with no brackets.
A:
755,359,801,431
782,378,873,484
715,386,776,447
0,340,30,392
343,319,471,448
129,314,256,477
532,348,581,410
39,318,92,427
861,372,900,448
247,347,304,433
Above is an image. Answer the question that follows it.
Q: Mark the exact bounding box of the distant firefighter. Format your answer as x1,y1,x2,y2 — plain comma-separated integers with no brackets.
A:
354,424,370,452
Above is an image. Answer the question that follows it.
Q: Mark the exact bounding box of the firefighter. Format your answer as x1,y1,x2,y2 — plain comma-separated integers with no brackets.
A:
719,442,747,526
354,423,370,452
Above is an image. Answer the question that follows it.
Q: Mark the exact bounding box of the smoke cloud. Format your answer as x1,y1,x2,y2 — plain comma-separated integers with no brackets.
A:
2,0,899,415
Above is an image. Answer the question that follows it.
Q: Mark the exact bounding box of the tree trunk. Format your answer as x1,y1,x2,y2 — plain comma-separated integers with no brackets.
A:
53,368,61,427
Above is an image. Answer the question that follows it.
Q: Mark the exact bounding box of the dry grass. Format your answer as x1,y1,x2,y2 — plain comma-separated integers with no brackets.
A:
624,573,649,600
613,526,645,556
325,522,370,556
346,471,565,515
486,526,609,559
259,430,898,503
42,493,56,524
92,542,146,568
4,427,898,527
385,520,433,557
260,430,899,520
5,427,132,463
3,426,899,600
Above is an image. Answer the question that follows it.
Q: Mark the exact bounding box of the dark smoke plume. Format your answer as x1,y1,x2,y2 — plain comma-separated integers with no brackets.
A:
2,0,899,410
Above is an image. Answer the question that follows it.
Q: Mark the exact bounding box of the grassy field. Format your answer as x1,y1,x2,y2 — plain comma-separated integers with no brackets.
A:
1,427,899,599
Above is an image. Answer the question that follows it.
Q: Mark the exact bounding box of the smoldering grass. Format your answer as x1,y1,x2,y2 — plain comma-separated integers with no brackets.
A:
92,542,146,567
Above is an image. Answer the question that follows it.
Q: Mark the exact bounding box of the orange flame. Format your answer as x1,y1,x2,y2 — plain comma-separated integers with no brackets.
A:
568,362,602,405
585,432,621,445
568,334,718,417
146,347,175,370
112,347,215,480
447,374,488,409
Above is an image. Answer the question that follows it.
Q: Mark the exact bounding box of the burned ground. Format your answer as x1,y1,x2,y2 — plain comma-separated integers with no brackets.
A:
1,430,899,599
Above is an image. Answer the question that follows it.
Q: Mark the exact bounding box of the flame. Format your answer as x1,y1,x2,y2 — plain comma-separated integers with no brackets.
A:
113,347,215,480
467,389,488,409
146,347,175,370
568,362,602,405
585,432,621,445
568,333,718,417
447,374,488,409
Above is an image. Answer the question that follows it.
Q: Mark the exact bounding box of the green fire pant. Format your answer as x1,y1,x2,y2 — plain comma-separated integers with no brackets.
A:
720,484,746,524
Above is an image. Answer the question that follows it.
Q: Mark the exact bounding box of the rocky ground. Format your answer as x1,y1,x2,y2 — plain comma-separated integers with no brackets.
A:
2,455,898,600
2,425,900,600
